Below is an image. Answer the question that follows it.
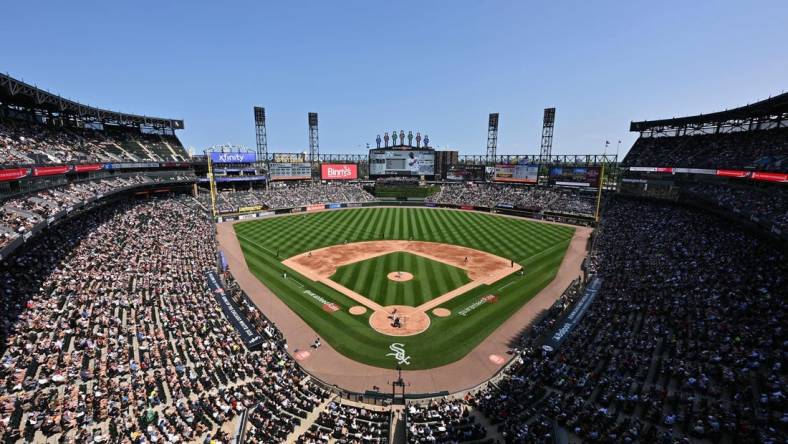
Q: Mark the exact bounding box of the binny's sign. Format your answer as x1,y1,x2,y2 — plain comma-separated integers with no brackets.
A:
321,163,358,180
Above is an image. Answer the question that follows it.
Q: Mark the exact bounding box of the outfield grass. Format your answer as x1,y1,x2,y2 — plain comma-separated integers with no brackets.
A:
234,207,575,369
331,251,471,307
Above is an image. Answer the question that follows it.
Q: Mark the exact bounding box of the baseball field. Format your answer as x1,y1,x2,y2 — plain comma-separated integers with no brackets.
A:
233,207,575,369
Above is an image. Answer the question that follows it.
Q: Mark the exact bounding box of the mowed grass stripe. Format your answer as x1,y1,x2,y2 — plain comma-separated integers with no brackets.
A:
330,251,471,307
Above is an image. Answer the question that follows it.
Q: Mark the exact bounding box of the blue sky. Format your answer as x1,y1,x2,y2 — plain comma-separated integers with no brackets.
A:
4,1,787,158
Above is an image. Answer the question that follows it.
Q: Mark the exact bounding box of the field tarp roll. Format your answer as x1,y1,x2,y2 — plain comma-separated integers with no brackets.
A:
205,271,264,348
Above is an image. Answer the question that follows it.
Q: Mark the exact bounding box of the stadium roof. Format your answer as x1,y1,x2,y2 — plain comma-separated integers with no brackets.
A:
630,92,788,132
0,73,184,130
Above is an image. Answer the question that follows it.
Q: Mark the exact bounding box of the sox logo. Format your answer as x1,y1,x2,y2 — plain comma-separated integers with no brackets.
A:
386,343,411,365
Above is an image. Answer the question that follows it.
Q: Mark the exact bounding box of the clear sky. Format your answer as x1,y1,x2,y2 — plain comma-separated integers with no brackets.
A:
4,1,787,158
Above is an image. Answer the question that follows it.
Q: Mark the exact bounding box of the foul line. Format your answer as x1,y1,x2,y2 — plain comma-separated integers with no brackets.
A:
236,232,279,258
497,280,518,291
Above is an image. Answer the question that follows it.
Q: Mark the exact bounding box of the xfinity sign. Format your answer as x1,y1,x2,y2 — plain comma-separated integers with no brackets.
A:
321,163,358,180
210,152,257,163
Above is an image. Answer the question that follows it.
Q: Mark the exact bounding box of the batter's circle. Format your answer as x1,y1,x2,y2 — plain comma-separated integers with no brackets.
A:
369,305,430,336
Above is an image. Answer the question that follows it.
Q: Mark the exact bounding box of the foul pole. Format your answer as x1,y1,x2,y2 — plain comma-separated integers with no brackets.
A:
207,154,218,219
595,162,605,222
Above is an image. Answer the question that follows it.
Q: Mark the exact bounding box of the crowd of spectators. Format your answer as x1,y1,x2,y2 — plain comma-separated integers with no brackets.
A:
0,117,188,165
211,183,375,213
406,399,486,443
426,183,596,215
297,399,391,443
0,175,194,250
467,197,786,443
683,182,788,231
623,127,788,172
2,152,785,443
0,195,335,443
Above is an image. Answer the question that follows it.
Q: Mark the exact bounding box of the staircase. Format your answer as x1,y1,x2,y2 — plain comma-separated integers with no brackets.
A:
390,405,406,443
285,395,337,443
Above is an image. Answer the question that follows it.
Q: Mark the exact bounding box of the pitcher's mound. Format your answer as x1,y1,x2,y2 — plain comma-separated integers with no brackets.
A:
387,271,414,282
349,306,367,315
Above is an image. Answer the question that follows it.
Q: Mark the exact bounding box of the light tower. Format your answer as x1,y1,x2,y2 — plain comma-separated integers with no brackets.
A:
253,106,268,161
486,113,499,165
308,112,319,163
540,108,556,161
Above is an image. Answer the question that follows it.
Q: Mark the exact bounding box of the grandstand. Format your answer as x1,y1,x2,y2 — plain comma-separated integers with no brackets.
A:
622,93,788,240
0,66,785,444
0,74,188,164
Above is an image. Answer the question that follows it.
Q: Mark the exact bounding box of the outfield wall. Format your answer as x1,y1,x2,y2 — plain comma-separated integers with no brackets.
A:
215,200,595,227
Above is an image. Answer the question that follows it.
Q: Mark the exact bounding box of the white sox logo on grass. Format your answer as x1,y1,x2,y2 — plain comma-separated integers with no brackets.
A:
386,343,411,365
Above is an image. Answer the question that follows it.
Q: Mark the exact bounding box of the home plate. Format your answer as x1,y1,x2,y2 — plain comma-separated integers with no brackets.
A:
488,354,506,365
293,350,311,361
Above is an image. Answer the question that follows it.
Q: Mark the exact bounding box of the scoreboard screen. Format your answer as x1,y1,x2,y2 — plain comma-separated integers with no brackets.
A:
548,166,601,187
269,163,312,180
493,164,538,183
369,150,435,177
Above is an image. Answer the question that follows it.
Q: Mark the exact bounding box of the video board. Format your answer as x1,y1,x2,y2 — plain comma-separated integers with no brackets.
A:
446,164,486,181
369,149,435,177
548,166,601,187
269,163,312,180
493,164,539,183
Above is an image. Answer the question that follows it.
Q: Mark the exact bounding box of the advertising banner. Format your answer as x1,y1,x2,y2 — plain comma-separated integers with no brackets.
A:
105,162,159,170
33,165,71,177
274,153,306,163
269,163,312,180
198,175,267,183
673,168,715,175
549,166,601,187
306,204,325,212
321,163,358,180
544,279,601,350
210,152,257,163
716,169,750,178
74,164,104,172
627,166,787,183
205,271,264,348
493,164,538,183
0,168,29,182
752,172,788,183
446,164,486,181
369,150,435,176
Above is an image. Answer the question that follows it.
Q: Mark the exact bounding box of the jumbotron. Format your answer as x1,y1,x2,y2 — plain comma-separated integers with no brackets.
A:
1,72,786,444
